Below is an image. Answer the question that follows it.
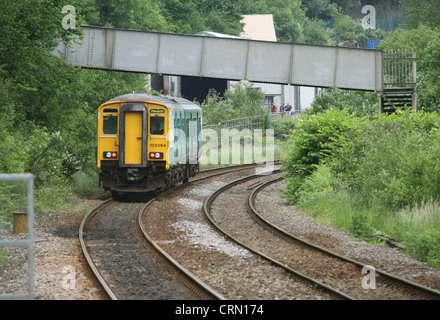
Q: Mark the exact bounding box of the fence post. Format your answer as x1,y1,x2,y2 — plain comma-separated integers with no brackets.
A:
217,122,221,166
13,212,28,235
0,174,34,300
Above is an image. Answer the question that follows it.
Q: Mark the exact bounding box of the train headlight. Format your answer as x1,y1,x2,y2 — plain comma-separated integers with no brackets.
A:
149,152,163,159
103,151,118,159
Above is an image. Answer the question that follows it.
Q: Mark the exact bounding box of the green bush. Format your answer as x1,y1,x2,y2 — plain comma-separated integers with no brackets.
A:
282,109,366,202
288,109,440,266
305,89,378,116
296,164,374,235
271,117,297,141
331,110,440,209
349,213,374,240
407,232,440,268
71,170,100,196
0,181,27,227
201,96,239,125
34,182,79,217
201,81,266,125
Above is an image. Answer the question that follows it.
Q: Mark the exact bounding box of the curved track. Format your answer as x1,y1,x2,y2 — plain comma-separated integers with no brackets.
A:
204,172,440,300
248,177,440,299
80,198,220,300
79,163,270,300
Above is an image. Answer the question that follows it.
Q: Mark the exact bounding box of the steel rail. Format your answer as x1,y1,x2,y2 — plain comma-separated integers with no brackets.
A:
248,177,440,299
79,162,271,300
138,200,226,300
197,159,280,175
79,199,119,300
203,170,356,300
135,161,282,299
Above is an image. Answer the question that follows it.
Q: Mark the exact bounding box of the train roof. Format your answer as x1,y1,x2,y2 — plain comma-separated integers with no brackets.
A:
105,93,201,112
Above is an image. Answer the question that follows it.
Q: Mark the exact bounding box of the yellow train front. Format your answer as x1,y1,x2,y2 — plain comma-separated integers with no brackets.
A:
97,93,201,196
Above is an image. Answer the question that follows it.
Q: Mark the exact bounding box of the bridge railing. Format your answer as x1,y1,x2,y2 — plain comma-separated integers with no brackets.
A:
383,49,416,89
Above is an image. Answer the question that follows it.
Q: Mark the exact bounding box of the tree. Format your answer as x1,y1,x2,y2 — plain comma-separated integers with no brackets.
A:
93,0,169,31
0,0,153,179
306,89,378,116
269,0,307,43
418,32,440,111
302,18,333,45
0,0,81,126
224,82,266,117
329,5,386,47
380,25,440,111
379,24,437,62
158,0,246,35
399,0,440,28
201,96,239,125
201,81,266,125
302,0,333,19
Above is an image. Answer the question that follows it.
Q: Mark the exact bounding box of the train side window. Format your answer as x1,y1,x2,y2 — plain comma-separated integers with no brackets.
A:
103,114,118,134
150,116,164,135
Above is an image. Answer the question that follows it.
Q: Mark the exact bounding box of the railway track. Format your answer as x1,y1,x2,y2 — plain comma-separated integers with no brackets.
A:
80,198,221,300
78,162,271,300
141,163,342,300
204,171,440,300
80,161,439,300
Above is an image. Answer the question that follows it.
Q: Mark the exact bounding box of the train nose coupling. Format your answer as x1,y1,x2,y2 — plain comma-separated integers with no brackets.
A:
127,169,140,181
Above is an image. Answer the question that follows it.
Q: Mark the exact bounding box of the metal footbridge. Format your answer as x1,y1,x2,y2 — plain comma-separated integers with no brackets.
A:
54,26,383,92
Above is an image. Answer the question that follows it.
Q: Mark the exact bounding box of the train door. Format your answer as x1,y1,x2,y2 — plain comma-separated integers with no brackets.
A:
174,114,178,160
177,113,182,162
125,112,143,164
186,114,190,163
119,103,147,167
188,113,197,163
197,112,201,156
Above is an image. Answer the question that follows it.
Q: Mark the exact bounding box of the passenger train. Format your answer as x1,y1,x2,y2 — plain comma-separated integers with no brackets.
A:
97,93,201,196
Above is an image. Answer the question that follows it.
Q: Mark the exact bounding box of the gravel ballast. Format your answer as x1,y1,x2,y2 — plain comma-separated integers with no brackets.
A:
1,172,439,299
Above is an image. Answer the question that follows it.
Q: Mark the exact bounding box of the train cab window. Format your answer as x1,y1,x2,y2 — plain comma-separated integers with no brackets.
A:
150,116,164,135
103,114,118,134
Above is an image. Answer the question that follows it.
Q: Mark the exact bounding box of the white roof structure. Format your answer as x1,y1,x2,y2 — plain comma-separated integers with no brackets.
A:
240,14,277,42
196,31,243,39
237,15,279,95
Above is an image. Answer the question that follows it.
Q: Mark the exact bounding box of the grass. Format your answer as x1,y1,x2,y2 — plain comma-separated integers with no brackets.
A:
298,189,440,267
0,249,8,266
0,169,105,226
281,110,440,268
383,200,440,267
295,166,359,232
294,165,440,268
0,181,28,228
